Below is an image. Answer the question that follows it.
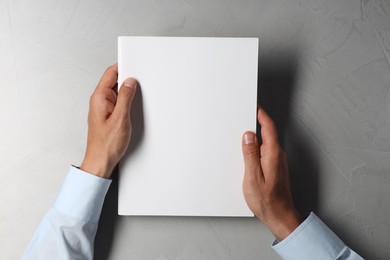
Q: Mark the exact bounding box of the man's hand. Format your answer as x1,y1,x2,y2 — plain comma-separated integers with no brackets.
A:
80,64,137,179
242,108,302,241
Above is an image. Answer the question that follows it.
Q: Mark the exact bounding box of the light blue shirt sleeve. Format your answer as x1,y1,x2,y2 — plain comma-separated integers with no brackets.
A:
23,167,363,260
272,212,364,260
22,166,111,260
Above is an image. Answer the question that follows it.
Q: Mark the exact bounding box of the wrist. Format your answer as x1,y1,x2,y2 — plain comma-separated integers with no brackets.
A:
263,209,303,241
80,155,113,179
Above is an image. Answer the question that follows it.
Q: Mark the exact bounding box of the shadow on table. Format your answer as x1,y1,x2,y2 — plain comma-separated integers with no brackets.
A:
94,167,119,260
257,49,320,217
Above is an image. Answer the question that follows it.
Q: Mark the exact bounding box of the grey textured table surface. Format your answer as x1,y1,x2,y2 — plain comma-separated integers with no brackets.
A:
1,0,390,259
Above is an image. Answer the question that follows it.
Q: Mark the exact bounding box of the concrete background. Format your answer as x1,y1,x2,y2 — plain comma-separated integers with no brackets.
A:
1,0,390,259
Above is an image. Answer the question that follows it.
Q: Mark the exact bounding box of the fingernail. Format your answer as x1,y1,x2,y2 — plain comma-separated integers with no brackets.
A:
124,78,137,89
244,133,254,144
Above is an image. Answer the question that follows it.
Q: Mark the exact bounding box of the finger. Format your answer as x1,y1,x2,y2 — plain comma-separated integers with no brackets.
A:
97,64,118,90
89,91,115,121
104,88,117,105
242,131,263,180
113,77,137,118
258,107,280,148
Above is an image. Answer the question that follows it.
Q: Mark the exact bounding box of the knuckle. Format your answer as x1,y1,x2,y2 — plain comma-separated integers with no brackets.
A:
90,92,101,104
269,141,280,151
109,89,117,102
270,149,285,162
117,117,131,131
244,146,259,159
121,88,134,99
123,89,132,98
116,112,130,124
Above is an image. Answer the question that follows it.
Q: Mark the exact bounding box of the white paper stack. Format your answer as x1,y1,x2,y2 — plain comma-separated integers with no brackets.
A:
118,36,258,217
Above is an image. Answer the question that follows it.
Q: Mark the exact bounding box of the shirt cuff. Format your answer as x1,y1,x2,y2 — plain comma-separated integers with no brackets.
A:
272,212,346,260
54,166,112,223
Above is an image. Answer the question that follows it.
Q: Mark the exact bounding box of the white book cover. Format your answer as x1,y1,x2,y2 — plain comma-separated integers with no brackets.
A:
118,36,258,217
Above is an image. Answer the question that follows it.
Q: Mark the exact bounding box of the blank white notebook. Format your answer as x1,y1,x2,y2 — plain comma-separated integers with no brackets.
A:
118,36,258,217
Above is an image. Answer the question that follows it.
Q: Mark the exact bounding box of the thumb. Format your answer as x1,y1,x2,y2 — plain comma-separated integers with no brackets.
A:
242,131,261,174
114,77,137,117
